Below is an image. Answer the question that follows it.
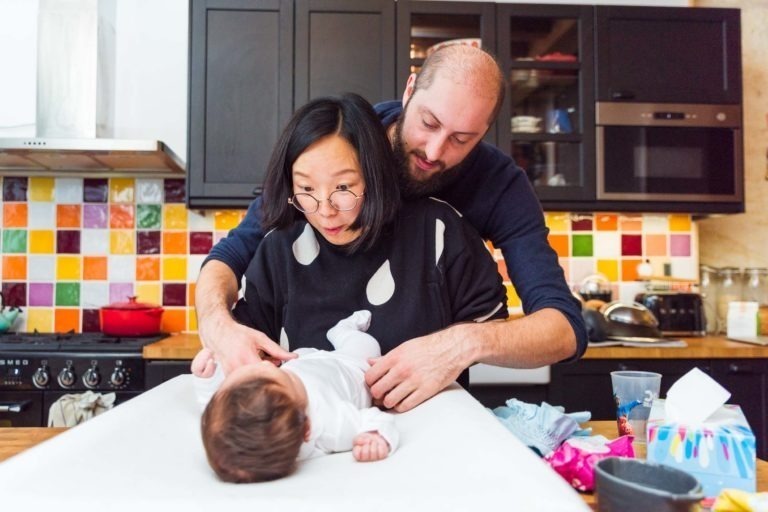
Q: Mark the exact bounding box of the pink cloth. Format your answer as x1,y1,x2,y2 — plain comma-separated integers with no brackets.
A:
545,435,635,492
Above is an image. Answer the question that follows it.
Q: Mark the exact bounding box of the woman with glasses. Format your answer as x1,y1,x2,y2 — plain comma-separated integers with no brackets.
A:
230,93,508,383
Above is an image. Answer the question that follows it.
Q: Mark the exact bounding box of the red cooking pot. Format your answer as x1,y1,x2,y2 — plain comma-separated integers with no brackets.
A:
100,296,164,336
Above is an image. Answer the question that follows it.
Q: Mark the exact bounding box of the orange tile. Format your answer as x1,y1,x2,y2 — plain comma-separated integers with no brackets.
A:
55,309,80,333
161,308,187,333
110,204,135,229
3,203,28,227
596,259,619,282
669,214,692,232
83,256,107,280
596,214,618,231
619,215,642,232
645,234,667,257
621,259,642,282
188,282,196,307
496,259,509,282
163,231,188,254
136,256,160,281
2,255,27,280
548,234,570,258
56,204,81,228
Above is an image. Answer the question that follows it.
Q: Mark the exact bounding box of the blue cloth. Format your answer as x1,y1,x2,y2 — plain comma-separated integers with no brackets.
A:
204,100,587,363
492,399,592,456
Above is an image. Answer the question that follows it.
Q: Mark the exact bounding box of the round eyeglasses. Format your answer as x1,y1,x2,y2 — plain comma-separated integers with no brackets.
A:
288,189,364,214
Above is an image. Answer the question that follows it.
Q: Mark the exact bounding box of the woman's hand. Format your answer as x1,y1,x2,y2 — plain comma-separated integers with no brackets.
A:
352,432,390,462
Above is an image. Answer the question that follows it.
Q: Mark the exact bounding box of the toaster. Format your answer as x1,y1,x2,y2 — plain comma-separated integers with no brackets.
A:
634,292,707,337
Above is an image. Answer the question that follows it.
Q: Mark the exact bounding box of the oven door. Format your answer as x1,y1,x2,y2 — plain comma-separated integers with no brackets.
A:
0,391,44,427
42,391,142,427
596,102,743,202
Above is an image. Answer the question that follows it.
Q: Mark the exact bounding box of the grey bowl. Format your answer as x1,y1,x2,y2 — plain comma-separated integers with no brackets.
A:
595,457,704,512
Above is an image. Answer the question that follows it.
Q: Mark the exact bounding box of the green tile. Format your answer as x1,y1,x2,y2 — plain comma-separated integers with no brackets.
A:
137,204,161,229
55,283,80,306
572,234,593,257
2,229,27,253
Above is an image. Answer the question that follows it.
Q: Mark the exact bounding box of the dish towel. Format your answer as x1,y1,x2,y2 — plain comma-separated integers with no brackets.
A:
48,391,117,427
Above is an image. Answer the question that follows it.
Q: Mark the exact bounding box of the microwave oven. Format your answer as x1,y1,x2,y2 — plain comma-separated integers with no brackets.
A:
596,102,743,203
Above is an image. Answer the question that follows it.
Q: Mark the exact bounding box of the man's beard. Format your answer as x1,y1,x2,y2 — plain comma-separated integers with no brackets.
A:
392,113,464,199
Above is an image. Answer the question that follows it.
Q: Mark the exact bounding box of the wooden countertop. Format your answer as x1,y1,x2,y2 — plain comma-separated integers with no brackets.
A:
2,421,764,508
143,333,202,360
583,335,768,359
142,333,768,360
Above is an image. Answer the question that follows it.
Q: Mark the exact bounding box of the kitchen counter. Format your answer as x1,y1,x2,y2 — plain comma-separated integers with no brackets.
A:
3,422,765,507
143,333,768,360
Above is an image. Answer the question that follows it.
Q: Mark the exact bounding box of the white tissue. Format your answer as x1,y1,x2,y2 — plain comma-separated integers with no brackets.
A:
664,367,731,425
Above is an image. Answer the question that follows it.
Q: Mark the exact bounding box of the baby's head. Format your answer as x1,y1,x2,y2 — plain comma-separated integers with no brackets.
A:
201,362,309,482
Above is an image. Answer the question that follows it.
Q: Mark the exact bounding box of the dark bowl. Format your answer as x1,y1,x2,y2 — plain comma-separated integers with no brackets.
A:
595,457,704,512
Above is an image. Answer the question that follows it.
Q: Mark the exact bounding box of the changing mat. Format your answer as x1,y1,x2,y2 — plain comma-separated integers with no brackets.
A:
0,375,588,511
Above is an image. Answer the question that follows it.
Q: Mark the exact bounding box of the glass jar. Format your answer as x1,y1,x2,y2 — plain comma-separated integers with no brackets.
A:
743,268,768,305
699,265,719,334
716,267,742,334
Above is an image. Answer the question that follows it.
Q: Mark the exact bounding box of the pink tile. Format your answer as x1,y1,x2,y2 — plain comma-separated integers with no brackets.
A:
109,283,134,304
83,204,108,228
670,234,691,257
29,283,54,306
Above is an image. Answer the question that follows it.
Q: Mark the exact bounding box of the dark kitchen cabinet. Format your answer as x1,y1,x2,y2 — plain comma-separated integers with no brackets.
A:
187,0,395,208
550,358,767,459
146,360,192,389
496,4,595,203
595,6,741,105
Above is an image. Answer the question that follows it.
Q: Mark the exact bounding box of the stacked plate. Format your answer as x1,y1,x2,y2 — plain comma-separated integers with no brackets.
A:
511,115,542,133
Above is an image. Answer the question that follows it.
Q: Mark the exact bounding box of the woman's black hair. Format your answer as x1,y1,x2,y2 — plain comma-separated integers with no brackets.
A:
261,93,401,253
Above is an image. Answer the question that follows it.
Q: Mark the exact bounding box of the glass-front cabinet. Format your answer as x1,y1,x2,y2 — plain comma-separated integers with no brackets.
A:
397,1,496,143
496,4,595,202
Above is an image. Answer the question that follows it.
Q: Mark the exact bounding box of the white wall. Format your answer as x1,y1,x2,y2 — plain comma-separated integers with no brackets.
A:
0,0,38,137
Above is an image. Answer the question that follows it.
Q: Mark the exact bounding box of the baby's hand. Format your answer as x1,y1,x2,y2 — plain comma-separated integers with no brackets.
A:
352,431,390,462
191,348,217,378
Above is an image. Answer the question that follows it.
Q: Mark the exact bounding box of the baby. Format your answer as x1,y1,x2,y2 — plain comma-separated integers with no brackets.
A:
192,310,399,483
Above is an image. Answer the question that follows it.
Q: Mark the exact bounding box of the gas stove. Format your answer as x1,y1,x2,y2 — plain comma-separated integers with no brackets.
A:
0,332,165,427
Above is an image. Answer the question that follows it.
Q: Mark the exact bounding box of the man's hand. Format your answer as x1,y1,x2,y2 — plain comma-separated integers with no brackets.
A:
352,432,391,462
365,327,469,413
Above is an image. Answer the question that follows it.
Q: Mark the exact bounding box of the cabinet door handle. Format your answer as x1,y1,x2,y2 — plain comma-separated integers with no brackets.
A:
611,90,635,100
728,363,752,374
617,363,632,371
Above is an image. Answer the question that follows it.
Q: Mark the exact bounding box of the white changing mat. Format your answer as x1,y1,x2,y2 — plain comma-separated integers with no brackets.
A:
0,375,588,511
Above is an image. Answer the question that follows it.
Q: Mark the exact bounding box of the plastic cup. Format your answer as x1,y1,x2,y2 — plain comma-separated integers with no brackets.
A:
610,371,662,442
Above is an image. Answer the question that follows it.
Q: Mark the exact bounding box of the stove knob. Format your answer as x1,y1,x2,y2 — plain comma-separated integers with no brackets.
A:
57,364,76,388
110,367,127,387
83,366,101,389
32,366,50,388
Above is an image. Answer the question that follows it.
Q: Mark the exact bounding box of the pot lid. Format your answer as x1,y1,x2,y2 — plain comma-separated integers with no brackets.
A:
103,296,161,310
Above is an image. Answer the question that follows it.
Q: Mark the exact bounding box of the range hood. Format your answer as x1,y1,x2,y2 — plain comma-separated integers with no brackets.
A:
0,0,184,176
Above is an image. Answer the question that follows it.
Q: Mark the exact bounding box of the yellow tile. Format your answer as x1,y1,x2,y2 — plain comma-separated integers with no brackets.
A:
29,177,55,202
109,178,135,203
596,259,619,282
214,210,241,231
110,230,136,254
29,230,55,253
162,256,187,281
544,212,569,232
56,255,81,280
669,214,691,232
188,308,198,331
135,283,161,305
26,308,54,332
164,204,188,229
505,283,520,308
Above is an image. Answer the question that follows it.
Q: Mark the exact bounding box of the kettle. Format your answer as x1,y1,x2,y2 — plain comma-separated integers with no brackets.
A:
0,291,22,333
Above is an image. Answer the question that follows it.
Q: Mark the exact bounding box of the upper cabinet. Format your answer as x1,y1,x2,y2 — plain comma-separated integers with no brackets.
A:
188,0,395,208
187,1,744,214
595,6,742,104
496,4,595,203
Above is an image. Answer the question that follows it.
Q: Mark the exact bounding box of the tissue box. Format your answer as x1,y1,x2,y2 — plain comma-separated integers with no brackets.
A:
646,398,756,496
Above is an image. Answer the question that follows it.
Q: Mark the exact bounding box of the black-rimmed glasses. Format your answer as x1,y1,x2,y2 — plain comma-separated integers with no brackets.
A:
288,189,364,214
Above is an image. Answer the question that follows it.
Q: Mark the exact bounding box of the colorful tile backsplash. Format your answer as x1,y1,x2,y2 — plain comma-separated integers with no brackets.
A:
1,177,242,333
1,177,698,332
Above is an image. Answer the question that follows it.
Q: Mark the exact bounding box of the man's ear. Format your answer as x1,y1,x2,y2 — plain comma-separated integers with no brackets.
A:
303,417,312,442
402,73,417,104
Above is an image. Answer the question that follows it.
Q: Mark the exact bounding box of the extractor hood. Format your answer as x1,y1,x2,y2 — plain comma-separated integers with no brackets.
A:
0,0,184,177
